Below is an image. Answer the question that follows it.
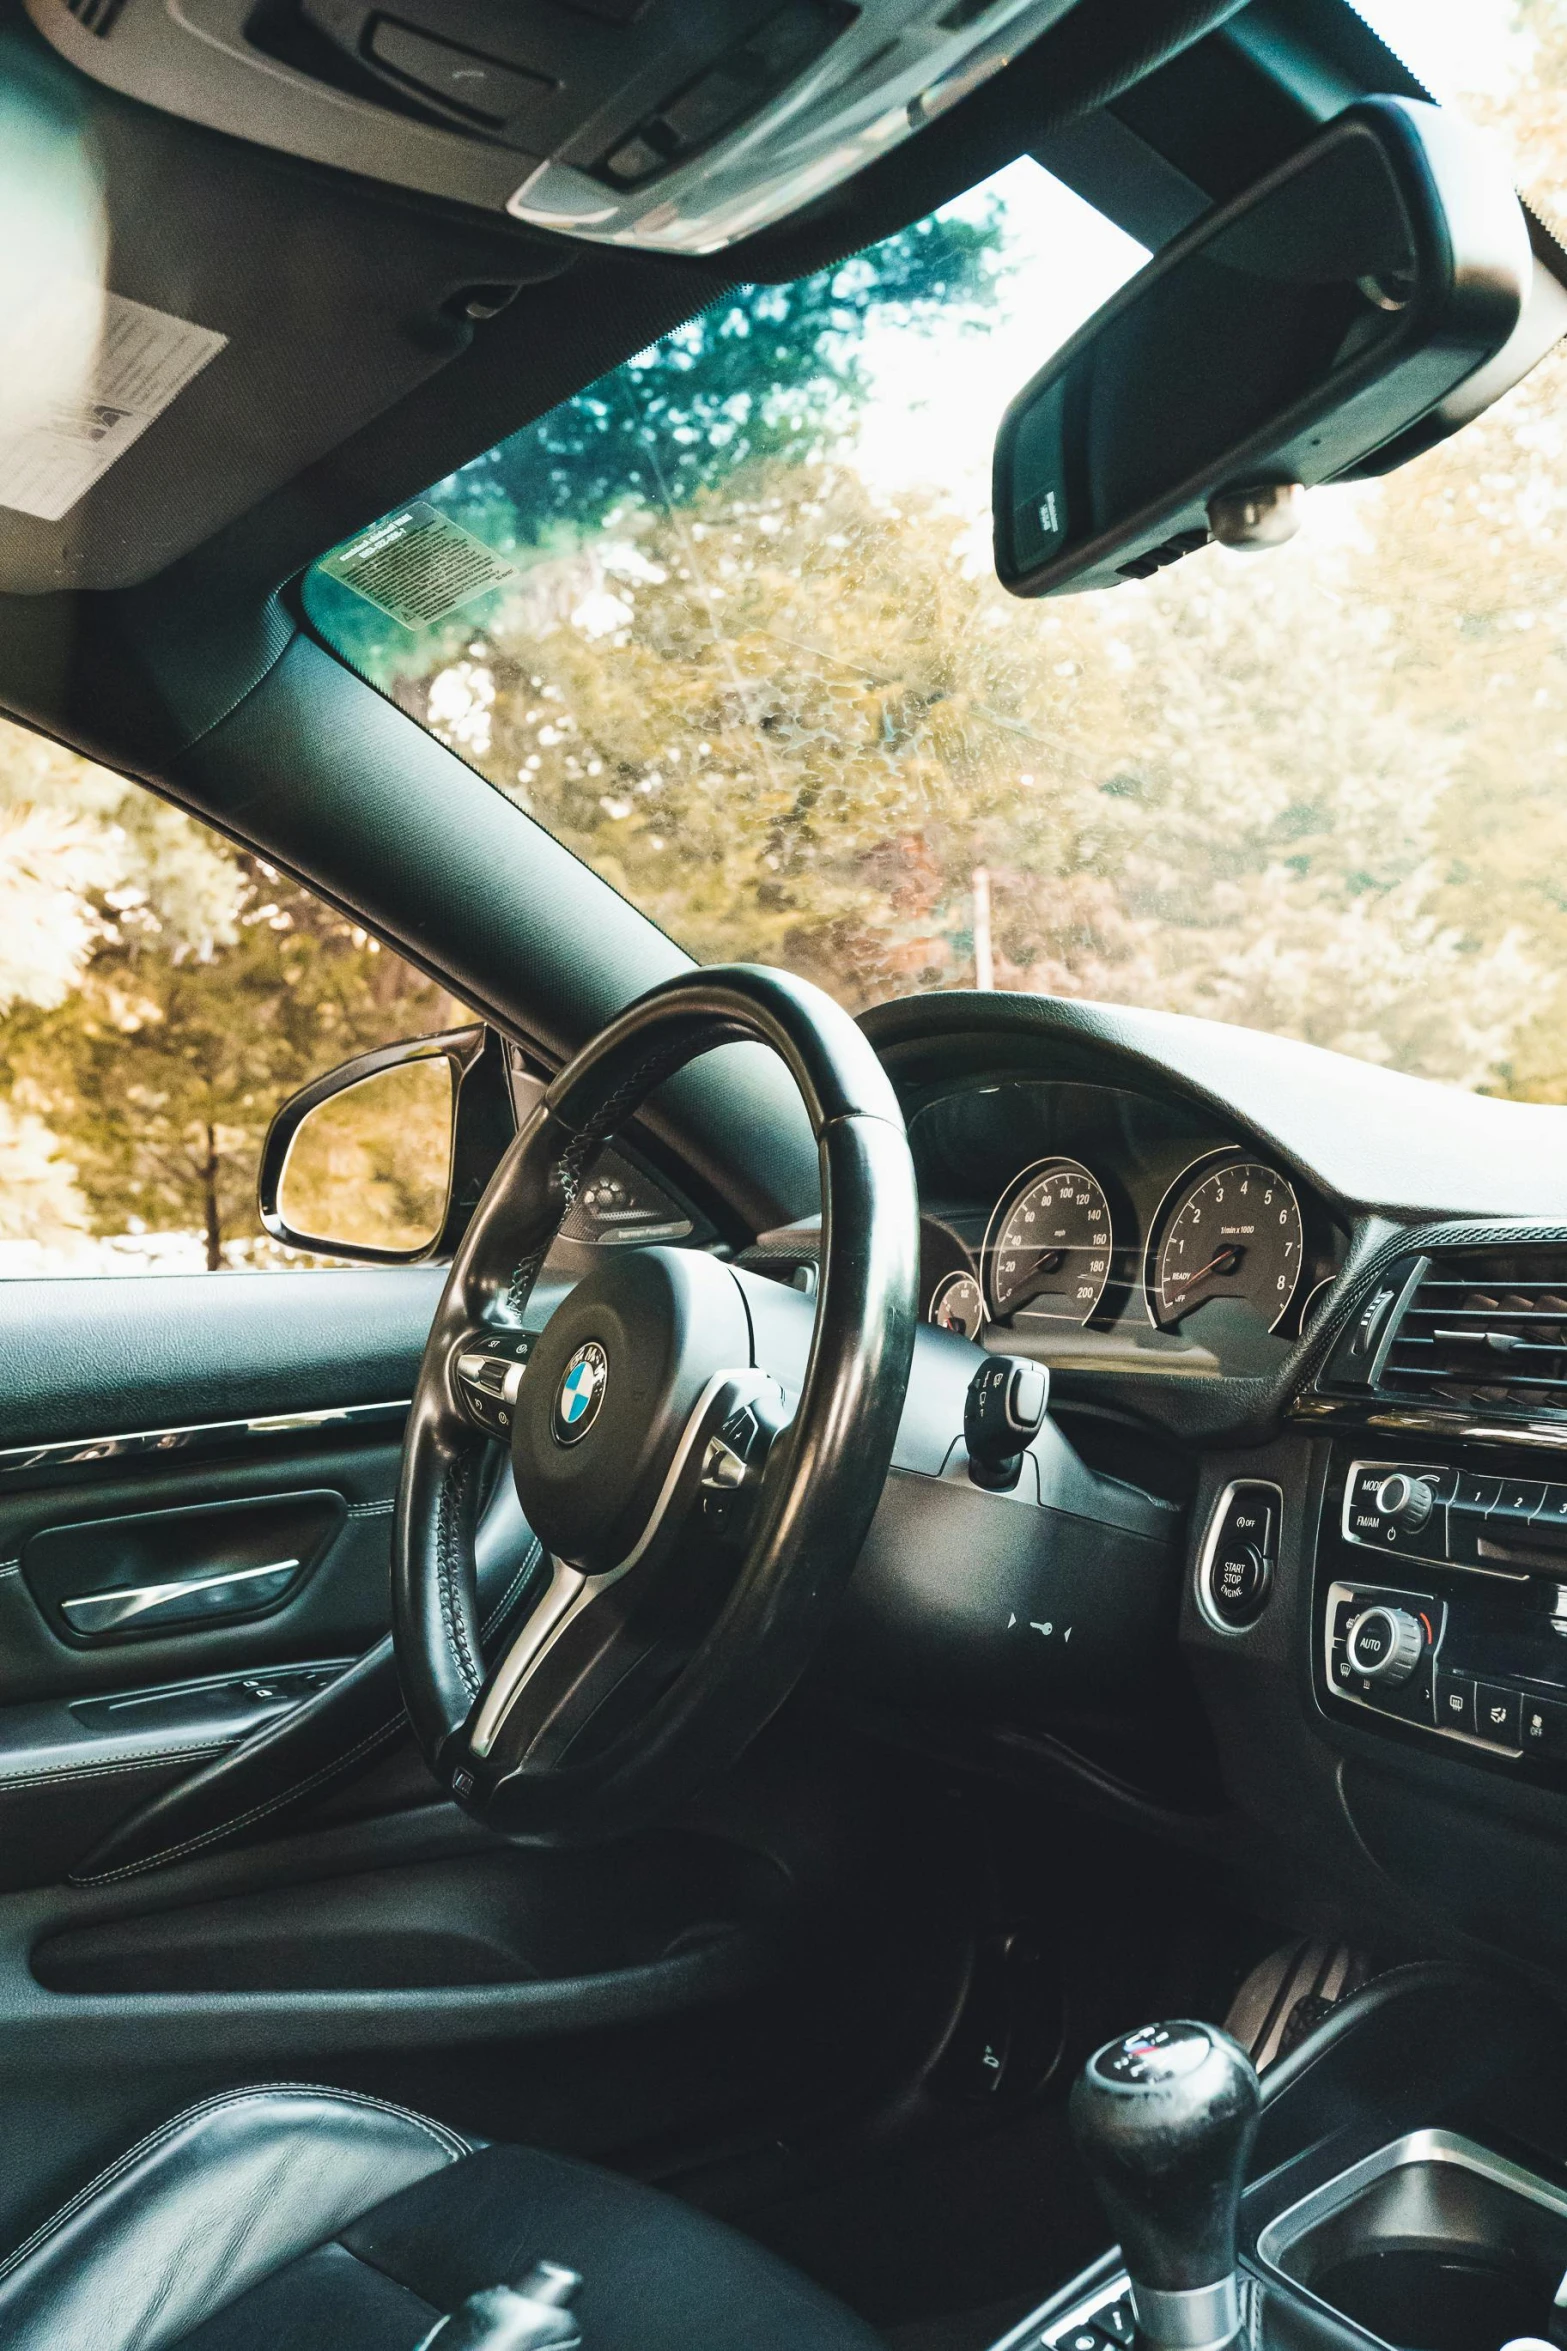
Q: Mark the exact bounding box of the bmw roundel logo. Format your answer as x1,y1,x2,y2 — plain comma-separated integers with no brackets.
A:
553,1340,608,1446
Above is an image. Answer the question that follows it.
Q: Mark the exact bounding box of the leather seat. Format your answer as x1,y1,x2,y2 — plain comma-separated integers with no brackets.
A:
0,2084,884,2350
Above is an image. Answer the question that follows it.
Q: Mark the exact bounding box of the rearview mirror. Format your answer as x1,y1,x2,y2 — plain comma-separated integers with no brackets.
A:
994,98,1534,598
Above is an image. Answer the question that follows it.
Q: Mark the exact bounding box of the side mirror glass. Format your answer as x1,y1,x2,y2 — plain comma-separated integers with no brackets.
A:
994,98,1533,599
259,1025,516,1264
276,1056,455,1259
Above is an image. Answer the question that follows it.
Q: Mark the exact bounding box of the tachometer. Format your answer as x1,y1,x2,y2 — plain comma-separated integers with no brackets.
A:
985,1157,1113,1325
1151,1157,1302,1331
929,1269,986,1340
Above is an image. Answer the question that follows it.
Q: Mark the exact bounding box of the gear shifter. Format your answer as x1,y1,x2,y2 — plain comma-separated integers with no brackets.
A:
1070,2021,1261,2351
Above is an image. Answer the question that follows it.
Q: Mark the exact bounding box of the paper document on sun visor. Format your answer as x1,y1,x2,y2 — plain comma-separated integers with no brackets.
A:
320,503,522,628
0,288,227,523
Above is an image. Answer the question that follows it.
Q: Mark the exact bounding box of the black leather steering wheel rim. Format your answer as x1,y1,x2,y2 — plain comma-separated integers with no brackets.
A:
392,964,918,1845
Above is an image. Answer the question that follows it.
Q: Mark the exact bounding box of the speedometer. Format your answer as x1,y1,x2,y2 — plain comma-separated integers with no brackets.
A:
984,1157,1113,1325
1151,1157,1302,1331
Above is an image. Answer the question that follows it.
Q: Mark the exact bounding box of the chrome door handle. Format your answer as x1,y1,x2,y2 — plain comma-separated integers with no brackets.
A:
61,1558,302,1636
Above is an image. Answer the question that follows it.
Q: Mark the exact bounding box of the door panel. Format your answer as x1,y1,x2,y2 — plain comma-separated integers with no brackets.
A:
0,1268,445,1451
0,1252,905,2269
24,1489,348,1644
0,1267,442,1887
0,1439,405,1707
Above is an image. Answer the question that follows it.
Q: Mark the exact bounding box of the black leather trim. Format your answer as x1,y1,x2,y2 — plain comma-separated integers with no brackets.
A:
0,1269,444,1452
341,2141,885,2350
0,2085,467,2351
174,2240,439,2349
395,965,918,1844
0,2088,882,2349
69,1660,410,1888
72,1493,544,1887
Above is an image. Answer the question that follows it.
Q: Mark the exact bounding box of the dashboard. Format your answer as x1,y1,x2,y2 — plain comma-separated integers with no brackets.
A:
535,978,1567,1983
835,988,1567,1986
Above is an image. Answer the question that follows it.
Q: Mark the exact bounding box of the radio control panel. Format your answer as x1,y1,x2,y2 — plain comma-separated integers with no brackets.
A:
1340,1458,1567,1576
1319,1455,1567,1778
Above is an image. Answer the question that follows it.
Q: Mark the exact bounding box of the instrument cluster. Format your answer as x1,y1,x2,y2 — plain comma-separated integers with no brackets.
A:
911,1081,1340,1364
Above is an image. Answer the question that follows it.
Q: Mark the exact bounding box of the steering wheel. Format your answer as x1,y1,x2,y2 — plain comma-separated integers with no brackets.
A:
392,966,918,1845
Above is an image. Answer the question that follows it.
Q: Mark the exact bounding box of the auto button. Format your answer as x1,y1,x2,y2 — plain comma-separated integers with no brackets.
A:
1345,1604,1422,1683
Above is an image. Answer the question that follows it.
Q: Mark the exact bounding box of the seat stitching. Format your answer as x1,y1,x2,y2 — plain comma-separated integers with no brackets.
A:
0,1741,233,1793
0,2084,468,2285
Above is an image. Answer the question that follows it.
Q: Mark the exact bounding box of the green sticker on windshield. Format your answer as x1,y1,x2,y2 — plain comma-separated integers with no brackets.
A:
319,501,518,629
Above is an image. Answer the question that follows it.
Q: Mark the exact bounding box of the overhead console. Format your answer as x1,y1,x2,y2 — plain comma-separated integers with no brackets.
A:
24,0,1083,252
1302,1241,1567,1788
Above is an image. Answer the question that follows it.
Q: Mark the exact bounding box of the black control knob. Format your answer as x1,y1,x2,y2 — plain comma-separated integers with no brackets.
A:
1375,1471,1433,1532
1070,2021,1261,2351
964,1355,1049,1492
1346,1604,1422,1685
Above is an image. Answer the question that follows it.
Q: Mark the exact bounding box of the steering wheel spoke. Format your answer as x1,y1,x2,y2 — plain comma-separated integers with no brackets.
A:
459,1369,782,1779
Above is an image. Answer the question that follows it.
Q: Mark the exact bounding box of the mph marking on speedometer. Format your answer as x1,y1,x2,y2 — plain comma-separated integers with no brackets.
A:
984,1156,1113,1326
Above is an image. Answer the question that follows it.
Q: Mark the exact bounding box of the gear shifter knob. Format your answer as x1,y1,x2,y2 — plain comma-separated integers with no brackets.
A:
1070,2021,1260,2351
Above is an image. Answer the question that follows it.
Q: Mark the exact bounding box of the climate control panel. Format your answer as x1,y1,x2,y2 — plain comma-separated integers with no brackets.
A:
1318,1453,1567,1776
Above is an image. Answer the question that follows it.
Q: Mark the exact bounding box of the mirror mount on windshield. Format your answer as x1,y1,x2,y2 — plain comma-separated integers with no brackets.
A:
1207,482,1306,551
994,97,1537,599
258,1023,514,1265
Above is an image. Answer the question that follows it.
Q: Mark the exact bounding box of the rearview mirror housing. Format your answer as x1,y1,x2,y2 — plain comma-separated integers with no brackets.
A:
993,98,1534,599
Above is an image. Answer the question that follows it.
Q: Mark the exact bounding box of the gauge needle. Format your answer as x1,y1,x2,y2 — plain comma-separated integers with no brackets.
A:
1176,1245,1244,1290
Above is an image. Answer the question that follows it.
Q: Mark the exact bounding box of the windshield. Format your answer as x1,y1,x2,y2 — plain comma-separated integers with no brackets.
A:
305,2,1567,1100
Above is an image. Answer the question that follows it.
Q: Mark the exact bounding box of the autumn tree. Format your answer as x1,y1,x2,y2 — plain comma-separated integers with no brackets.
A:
393,454,1545,1086
2,868,464,1269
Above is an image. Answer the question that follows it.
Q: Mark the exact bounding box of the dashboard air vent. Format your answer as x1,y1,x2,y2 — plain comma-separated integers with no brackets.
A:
65,0,126,30
1378,1248,1567,1413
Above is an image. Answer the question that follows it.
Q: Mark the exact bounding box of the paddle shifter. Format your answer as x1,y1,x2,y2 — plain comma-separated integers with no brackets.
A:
1070,2022,1261,2351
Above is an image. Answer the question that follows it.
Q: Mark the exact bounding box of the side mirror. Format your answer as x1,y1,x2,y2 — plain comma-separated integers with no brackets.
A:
993,97,1534,598
258,1025,514,1264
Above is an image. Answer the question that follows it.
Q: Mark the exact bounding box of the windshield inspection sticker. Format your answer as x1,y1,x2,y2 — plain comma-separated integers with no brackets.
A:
0,288,228,523
320,503,520,629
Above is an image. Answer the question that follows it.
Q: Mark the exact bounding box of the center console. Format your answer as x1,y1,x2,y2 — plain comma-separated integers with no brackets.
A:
985,1968,1567,2351
1313,1445,1567,1781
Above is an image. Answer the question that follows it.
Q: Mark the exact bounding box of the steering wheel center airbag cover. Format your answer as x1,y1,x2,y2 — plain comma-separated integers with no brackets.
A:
516,1248,752,1567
